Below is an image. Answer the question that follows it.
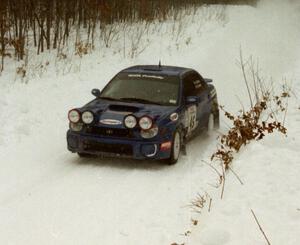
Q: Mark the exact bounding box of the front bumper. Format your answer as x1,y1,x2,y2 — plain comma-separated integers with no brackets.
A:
67,130,172,160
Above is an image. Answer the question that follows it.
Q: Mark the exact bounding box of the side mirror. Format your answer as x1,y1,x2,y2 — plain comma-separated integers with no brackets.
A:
91,88,101,98
186,96,198,104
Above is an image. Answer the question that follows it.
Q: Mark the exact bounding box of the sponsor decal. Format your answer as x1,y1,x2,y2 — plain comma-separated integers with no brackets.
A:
128,74,164,80
100,119,122,125
193,80,202,89
128,74,141,78
185,105,198,134
142,74,164,80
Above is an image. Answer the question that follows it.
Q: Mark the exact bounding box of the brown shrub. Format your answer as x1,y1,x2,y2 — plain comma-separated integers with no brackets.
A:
212,51,290,169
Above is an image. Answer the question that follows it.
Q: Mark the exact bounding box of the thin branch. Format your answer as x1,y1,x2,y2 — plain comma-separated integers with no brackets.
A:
239,46,253,108
220,163,225,199
208,198,212,212
202,160,222,177
251,209,271,245
250,56,259,103
228,166,244,185
235,95,245,113
282,80,290,127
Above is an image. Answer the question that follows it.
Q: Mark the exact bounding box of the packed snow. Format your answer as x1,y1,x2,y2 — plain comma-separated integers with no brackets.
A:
0,1,300,245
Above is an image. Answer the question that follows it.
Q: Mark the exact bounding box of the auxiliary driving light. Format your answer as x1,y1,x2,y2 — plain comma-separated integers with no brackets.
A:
82,111,94,124
139,116,153,130
68,109,80,123
124,115,137,128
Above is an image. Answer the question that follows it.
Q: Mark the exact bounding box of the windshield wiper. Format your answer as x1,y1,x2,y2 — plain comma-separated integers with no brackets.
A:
119,97,162,105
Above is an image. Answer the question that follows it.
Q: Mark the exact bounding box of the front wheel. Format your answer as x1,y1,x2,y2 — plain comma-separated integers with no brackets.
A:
167,130,181,165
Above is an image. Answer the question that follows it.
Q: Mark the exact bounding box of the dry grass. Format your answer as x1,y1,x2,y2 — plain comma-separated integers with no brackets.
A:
75,41,93,57
212,51,290,170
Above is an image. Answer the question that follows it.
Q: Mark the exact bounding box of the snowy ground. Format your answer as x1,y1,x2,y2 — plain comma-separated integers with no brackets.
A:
0,1,300,245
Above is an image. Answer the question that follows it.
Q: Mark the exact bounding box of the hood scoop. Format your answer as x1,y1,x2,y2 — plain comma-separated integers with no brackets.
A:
108,104,140,114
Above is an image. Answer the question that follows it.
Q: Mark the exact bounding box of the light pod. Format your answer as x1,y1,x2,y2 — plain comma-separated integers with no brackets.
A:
68,109,80,123
124,115,137,128
139,116,153,130
82,111,94,124
140,126,158,139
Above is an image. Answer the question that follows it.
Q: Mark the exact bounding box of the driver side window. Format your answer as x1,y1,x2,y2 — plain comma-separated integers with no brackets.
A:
183,72,207,97
183,73,197,97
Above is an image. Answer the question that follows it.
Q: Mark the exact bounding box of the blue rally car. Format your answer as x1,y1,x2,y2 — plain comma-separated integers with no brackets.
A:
67,65,219,164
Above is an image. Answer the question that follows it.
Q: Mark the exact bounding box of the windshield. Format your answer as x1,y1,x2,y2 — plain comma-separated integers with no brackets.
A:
100,73,180,106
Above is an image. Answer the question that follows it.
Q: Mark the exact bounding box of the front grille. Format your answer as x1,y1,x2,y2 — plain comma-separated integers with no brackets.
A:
84,141,133,156
85,126,133,138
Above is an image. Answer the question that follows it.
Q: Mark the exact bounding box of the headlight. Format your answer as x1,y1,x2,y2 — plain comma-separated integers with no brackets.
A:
82,111,94,124
140,126,158,139
170,112,179,122
139,116,153,130
124,115,137,128
68,109,80,123
70,122,83,132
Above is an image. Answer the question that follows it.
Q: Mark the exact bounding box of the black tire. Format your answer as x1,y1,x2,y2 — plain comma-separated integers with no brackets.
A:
167,129,181,165
209,97,220,130
213,109,220,130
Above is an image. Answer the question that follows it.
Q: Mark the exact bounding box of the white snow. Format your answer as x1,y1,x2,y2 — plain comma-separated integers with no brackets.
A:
0,1,300,245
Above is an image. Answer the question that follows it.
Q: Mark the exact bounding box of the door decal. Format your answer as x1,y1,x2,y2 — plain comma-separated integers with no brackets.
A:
185,105,198,135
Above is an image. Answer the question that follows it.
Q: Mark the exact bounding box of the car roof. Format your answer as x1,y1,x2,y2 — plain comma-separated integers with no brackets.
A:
120,65,193,76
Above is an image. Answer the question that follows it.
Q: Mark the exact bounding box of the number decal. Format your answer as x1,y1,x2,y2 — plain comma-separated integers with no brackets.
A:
190,114,196,129
185,105,198,135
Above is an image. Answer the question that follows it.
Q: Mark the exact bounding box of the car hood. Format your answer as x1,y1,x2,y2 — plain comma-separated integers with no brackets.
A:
81,99,177,127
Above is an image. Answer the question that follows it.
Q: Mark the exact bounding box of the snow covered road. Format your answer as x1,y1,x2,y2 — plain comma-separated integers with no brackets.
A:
0,113,219,244
1,1,300,244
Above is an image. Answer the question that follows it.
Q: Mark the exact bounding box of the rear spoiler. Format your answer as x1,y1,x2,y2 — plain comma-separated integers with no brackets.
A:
204,78,212,83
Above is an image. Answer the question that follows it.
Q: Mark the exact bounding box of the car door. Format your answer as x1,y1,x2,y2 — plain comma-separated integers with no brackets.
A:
182,72,199,136
192,72,210,128
182,71,209,135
